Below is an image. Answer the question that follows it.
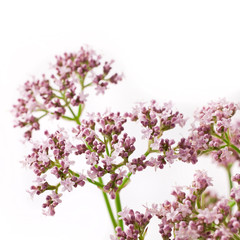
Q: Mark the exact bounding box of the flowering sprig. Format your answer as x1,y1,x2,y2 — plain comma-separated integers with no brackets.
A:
110,171,240,239
189,100,240,162
14,47,240,240
21,100,196,224
188,100,240,192
25,129,87,215
111,208,152,240
109,100,240,239
13,46,122,139
141,170,240,240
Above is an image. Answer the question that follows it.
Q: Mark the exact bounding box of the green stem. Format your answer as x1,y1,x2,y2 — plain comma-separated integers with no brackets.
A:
229,143,240,154
98,177,117,230
196,195,201,209
228,200,236,208
115,192,124,230
68,106,80,125
62,115,75,121
117,172,132,193
36,109,48,113
198,145,227,156
104,137,110,157
233,234,240,240
68,169,104,189
84,82,93,88
212,132,229,145
226,165,233,193
139,235,144,240
116,143,153,193
86,177,104,189
37,112,48,120
77,104,84,118
213,132,240,154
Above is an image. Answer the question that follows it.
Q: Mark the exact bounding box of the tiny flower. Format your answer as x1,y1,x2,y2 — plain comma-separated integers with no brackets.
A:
141,127,153,139
192,170,213,191
61,179,74,192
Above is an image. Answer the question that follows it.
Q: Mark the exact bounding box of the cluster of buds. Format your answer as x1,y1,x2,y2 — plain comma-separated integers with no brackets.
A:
13,46,122,139
125,100,186,138
111,208,152,240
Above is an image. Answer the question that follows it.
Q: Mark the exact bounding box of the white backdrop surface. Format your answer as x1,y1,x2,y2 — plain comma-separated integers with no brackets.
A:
1,1,240,239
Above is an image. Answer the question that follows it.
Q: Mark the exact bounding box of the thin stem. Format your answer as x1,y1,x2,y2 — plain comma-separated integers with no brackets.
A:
62,115,75,121
117,172,132,193
117,142,153,193
58,90,81,125
229,143,240,154
212,132,229,145
68,106,80,125
77,104,84,118
84,82,93,88
36,109,48,113
233,234,240,240
115,192,124,230
68,169,104,189
226,165,233,193
139,235,144,240
98,177,117,230
37,112,48,120
198,145,228,156
229,200,236,208
86,177,104,189
104,137,110,157
196,195,201,209
212,131,240,154
68,169,103,189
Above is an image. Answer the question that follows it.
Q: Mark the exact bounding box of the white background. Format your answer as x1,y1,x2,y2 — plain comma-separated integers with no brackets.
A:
1,1,240,239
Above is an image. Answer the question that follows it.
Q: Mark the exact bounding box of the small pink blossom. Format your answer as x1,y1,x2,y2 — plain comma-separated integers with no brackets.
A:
119,207,130,220
151,137,160,150
193,170,213,190
86,152,99,165
95,85,106,95
61,179,74,192
79,92,89,102
141,127,152,139
176,225,199,240
231,186,240,202
198,208,222,224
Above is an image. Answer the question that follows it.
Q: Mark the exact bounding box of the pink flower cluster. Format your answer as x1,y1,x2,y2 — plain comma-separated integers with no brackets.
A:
111,208,152,240
110,171,240,239
13,46,122,139
25,129,86,215
194,99,237,133
72,102,198,198
188,99,240,167
22,100,200,215
231,174,240,204
126,101,197,167
146,170,240,240
126,100,186,138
